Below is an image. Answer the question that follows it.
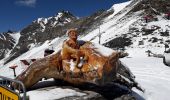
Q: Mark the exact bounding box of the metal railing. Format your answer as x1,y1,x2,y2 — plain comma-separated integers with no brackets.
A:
0,75,27,100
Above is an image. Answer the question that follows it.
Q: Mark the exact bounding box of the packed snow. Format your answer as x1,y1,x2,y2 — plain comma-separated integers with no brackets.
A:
27,87,86,100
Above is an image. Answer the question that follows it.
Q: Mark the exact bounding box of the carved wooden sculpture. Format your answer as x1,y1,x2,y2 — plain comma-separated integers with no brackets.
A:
13,41,120,89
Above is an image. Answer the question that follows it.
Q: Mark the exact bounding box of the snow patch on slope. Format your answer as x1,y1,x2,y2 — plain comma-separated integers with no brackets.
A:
108,1,132,18
9,32,21,47
37,18,48,24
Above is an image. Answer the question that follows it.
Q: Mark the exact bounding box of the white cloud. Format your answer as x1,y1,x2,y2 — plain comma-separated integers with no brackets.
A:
15,0,37,7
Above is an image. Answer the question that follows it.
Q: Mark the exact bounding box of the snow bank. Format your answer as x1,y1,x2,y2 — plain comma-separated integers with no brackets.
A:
27,87,86,100
92,43,116,56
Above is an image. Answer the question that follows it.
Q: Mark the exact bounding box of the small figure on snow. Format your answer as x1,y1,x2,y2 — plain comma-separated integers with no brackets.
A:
144,15,153,23
165,12,170,20
146,50,152,57
164,43,169,52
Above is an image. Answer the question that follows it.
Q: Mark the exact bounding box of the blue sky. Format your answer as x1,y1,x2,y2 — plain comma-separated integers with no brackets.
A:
0,0,128,33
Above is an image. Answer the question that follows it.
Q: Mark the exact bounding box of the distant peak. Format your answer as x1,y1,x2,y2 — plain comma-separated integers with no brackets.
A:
34,10,76,24
59,10,72,14
55,10,75,18
7,30,14,33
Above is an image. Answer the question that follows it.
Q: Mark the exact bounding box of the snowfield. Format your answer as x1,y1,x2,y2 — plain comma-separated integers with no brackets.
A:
120,48,170,100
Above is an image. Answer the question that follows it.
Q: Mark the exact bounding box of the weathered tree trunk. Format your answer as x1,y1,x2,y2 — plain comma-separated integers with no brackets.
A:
13,42,120,89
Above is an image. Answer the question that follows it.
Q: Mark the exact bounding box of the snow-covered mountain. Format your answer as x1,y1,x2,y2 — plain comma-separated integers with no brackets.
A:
83,0,170,50
0,11,76,64
4,11,78,64
0,0,170,99
0,31,20,63
34,11,76,28
1,10,113,64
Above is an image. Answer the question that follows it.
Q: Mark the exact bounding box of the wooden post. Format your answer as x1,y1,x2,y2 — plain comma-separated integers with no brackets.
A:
9,65,18,77
13,69,16,77
99,25,101,44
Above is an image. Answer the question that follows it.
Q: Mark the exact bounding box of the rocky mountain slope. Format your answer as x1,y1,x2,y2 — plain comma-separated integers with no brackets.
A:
0,9,114,64
0,31,20,62
82,0,170,50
